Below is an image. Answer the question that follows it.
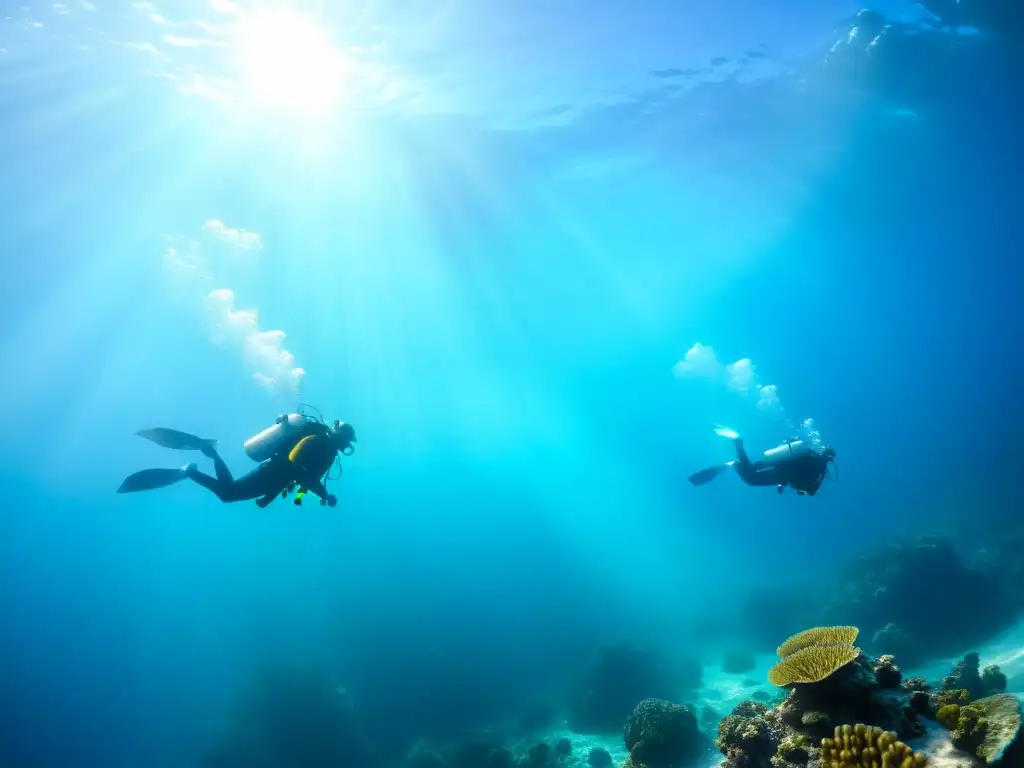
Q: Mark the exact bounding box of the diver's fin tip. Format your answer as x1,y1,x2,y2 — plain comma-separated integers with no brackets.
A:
117,467,191,493
133,427,215,452
688,462,733,487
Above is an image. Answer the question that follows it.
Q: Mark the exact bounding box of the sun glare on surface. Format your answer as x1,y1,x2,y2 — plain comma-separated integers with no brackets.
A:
232,10,348,114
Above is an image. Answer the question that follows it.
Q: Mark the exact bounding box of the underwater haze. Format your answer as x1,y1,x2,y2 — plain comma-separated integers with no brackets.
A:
1,0,1023,766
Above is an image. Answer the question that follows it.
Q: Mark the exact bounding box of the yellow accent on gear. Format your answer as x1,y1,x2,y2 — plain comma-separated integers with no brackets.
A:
289,434,314,463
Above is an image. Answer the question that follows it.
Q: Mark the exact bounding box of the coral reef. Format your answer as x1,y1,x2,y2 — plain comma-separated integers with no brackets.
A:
901,678,931,693
715,702,778,768
623,698,704,768
567,642,691,735
941,653,1008,702
587,747,613,768
916,651,1024,765
874,655,903,690
773,654,924,742
819,537,1018,667
819,724,928,767
715,625,928,768
938,694,1022,765
926,654,1022,765
773,733,810,766
768,626,861,686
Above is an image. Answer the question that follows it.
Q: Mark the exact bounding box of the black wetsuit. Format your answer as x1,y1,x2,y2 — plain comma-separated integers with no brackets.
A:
186,425,339,507
733,440,831,496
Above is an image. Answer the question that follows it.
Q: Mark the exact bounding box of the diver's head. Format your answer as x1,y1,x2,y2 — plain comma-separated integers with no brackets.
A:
330,421,357,455
821,446,836,462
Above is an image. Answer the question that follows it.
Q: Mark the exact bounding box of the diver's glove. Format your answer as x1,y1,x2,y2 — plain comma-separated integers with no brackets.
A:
326,494,337,508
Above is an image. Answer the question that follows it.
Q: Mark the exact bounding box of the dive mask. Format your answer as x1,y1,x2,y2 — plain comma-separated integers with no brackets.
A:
332,421,357,455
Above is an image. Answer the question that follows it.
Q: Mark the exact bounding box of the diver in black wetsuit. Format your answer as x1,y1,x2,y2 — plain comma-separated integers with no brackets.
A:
689,435,836,496
117,418,356,508
731,437,835,496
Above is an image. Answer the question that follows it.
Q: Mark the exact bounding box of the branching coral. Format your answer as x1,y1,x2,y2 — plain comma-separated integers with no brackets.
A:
768,643,861,686
777,627,859,659
819,724,927,768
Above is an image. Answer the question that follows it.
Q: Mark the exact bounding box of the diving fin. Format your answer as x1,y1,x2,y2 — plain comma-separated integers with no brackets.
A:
712,424,740,440
688,461,736,487
117,464,195,494
135,428,218,453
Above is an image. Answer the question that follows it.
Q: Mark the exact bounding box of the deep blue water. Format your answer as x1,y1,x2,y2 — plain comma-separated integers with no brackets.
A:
0,1,1022,766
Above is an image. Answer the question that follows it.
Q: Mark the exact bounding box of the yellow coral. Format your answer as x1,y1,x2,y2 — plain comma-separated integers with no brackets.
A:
768,643,860,686
936,704,960,730
820,724,928,768
776,626,860,658
937,688,970,707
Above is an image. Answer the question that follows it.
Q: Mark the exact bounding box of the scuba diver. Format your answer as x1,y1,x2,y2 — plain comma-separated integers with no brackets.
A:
117,408,356,508
688,426,836,496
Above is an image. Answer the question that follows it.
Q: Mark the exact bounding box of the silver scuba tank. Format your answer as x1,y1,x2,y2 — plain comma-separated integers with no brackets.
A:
243,413,307,462
760,439,811,467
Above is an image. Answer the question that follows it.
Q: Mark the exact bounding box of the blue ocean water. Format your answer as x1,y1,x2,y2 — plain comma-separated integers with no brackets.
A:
1,1,1022,766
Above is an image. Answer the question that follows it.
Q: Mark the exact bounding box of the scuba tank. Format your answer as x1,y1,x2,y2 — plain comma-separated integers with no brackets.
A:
760,439,811,467
243,413,307,462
